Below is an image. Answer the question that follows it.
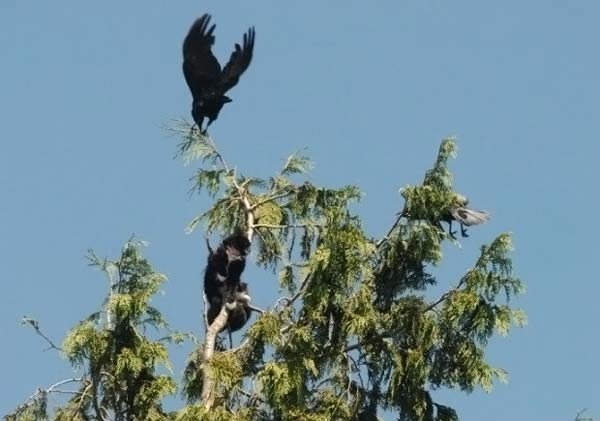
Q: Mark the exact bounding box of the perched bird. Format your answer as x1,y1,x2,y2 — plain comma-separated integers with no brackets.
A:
203,233,251,322
207,281,253,334
182,14,255,132
443,194,490,238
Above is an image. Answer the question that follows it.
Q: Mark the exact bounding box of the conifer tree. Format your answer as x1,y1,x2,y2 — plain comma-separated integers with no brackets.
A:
8,123,528,420
7,239,180,421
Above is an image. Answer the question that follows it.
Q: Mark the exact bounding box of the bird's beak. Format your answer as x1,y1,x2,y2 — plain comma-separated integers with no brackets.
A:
223,96,233,103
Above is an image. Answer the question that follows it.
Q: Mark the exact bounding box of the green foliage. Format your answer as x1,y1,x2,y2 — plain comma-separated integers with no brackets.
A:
9,126,527,421
9,239,178,421
280,149,313,176
173,127,526,420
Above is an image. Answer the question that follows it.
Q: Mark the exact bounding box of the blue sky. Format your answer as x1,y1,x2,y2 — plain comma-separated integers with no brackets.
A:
1,1,599,419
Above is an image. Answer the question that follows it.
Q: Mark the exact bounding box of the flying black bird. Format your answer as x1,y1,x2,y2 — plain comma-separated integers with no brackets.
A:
443,194,490,238
182,14,255,132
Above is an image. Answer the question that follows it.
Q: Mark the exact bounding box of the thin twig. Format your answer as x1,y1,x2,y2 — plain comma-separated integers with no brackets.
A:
224,338,251,354
276,273,313,335
249,190,295,210
205,134,232,177
287,273,312,307
423,292,451,313
247,304,264,314
11,378,83,415
236,387,255,398
376,212,404,248
423,276,467,313
236,386,265,407
205,237,213,254
252,222,320,229
274,296,291,310
344,343,361,353
21,317,63,352
313,377,334,389
345,352,365,391
50,389,85,395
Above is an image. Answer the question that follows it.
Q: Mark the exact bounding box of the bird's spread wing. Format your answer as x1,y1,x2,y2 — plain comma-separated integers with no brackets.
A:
219,27,255,93
182,14,222,99
450,207,491,226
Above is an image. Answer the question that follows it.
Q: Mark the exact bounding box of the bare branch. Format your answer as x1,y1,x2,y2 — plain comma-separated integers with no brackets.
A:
21,317,63,352
201,304,231,410
345,352,366,391
423,292,451,313
205,134,232,177
247,304,264,314
202,293,210,334
252,222,320,230
344,343,361,353
287,274,312,307
275,272,313,335
376,212,404,248
10,378,83,416
242,195,255,240
205,236,213,255
224,338,251,354
236,386,265,408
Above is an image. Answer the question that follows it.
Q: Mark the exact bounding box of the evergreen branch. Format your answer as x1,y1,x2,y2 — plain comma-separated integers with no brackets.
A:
277,272,312,313
288,273,312,305
21,317,63,352
278,273,313,334
252,222,321,230
423,292,452,313
424,277,467,313
252,228,306,269
249,190,295,210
